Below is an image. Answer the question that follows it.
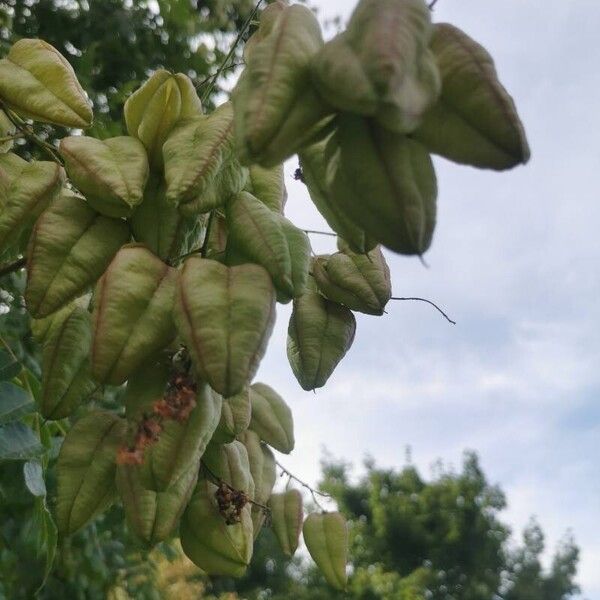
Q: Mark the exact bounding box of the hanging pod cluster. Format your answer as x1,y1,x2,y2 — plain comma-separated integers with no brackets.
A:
0,0,527,589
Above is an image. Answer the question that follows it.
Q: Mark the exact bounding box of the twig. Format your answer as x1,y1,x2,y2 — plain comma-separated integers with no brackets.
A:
428,0,440,8
390,296,456,325
195,62,244,90
274,458,331,511
171,246,203,265
0,256,26,279
303,229,337,238
0,133,24,144
200,0,264,103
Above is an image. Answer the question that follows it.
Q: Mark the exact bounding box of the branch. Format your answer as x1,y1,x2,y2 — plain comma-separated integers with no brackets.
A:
274,458,331,511
0,256,26,279
390,296,456,325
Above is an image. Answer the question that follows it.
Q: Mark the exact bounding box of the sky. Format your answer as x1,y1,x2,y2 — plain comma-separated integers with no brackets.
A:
250,1,600,597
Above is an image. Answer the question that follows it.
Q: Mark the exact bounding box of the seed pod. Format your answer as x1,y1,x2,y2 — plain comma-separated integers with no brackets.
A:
304,512,348,590
270,489,303,557
125,70,202,171
212,387,252,444
116,462,198,547
25,189,130,318
59,135,149,218
248,382,294,454
39,305,95,420
123,356,171,421
287,285,356,391
299,136,376,255
138,382,222,491
226,191,310,302
0,39,92,128
202,440,254,497
329,115,437,255
130,174,203,262
0,154,63,254
232,4,333,167
91,245,178,385
413,23,530,170
312,242,391,315
245,164,287,214
174,257,276,397
204,212,229,260
243,1,287,61
312,0,440,134
0,110,16,153
238,430,276,537
180,477,254,577
164,103,246,216
56,411,126,535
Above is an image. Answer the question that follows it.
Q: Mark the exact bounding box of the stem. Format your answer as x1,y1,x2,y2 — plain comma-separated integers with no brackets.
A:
0,133,24,144
0,256,26,278
274,458,332,512
390,296,456,325
199,0,264,103
303,229,337,238
428,0,439,8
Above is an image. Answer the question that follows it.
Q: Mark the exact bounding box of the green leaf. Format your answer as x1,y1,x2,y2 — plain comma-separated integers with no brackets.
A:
23,460,46,497
0,421,44,461
0,381,34,424
0,348,21,380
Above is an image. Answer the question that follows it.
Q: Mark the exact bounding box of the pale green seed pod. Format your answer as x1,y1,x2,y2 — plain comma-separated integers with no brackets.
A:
270,489,303,557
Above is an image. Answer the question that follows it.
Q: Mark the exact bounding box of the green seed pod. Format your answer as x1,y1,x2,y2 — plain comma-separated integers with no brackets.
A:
0,153,63,255
25,189,130,318
243,1,287,62
245,163,287,214
248,382,294,454
303,512,348,590
180,477,254,577
312,242,391,315
413,23,530,170
0,38,93,127
232,4,334,167
299,136,376,255
130,174,204,262
226,191,310,302
91,245,178,385
287,285,356,391
124,70,202,171
164,103,246,216
329,115,437,255
202,440,254,497
174,257,276,397
212,386,252,444
56,411,126,535
270,489,303,557
59,135,149,218
312,0,440,134
39,305,95,420
138,382,222,492
0,110,16,153
116,462,198,547
123,356,171,421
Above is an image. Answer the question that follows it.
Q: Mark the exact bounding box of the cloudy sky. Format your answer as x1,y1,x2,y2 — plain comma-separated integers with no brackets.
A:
251,0,600,597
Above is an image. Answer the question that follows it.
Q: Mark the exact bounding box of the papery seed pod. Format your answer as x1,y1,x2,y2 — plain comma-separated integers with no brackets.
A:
59,135,149,218
174,257,276,397
312,242,391,315
270,489,303,557
125,70,202,171
248,382,294,454
202,440,254,497
180,477,253,577
123,356,171,421
91,245,178,385
243,1,287,62
312,0,440,134
232,4,334,167
299,135,376,255
164,102,246,216
138,382,222,492
56,411,126,535
212,386,252,444
245,163,287,214
39,305,95,420
303,512,348,590
413,23,530,170
287,283,356,391
226,191,310,302
25,189,130,318
0,110,16,153
0,39,93,127
329,115,437,255
130,174,204,262
0,153,63,255
116,462,198,547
